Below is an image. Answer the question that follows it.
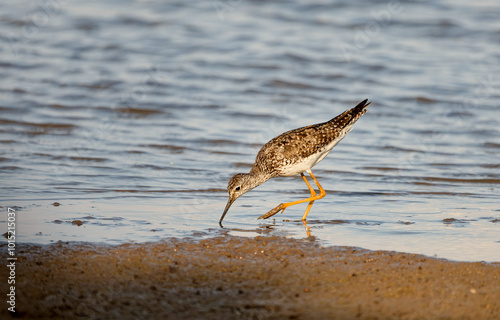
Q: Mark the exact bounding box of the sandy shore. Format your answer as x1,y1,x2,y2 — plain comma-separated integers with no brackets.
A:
2,235,500,319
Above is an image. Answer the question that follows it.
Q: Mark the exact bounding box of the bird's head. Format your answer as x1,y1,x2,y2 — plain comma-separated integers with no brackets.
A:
219,173,254,226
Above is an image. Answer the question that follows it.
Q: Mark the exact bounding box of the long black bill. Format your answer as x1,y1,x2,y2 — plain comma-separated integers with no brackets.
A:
219,198,234,227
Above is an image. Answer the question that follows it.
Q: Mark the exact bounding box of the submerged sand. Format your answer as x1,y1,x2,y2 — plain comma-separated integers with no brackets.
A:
2,235,500,319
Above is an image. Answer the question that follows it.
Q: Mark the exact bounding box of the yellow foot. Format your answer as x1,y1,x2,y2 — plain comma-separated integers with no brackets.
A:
258,204,285,220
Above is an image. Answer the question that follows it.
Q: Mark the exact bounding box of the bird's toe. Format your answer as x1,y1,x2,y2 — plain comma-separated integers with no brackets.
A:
258,204,284,220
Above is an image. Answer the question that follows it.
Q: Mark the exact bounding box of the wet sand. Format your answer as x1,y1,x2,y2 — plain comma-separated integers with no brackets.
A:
2,236,500,319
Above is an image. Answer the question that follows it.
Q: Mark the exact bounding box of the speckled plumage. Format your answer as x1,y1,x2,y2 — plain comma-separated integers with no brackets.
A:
250,99,370,180
220,99,371,226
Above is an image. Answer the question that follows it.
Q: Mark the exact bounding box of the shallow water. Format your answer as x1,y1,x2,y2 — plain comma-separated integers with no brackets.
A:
1,0,499,262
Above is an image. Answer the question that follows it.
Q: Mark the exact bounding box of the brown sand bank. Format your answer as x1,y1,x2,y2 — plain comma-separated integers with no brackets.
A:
2,236,500,319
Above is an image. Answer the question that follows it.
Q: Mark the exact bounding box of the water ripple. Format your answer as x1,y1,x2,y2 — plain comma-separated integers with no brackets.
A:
0,0,499,262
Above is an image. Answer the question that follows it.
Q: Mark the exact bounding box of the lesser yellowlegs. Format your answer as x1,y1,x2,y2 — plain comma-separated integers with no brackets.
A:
220,99,371,226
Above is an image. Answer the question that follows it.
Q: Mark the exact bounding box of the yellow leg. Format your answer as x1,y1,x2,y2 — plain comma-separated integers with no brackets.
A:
302,172,316,195
302,170,326,220
258,169,326,220
301,173,317,220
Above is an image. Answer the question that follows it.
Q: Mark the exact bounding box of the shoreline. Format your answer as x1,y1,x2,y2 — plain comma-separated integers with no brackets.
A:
2,235,500,319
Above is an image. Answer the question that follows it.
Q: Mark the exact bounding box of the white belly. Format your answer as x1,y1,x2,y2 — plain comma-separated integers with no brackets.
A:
277,134,346,177
278,155,319,176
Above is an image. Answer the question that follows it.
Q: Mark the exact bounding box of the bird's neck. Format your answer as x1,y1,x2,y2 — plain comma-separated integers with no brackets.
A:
247,166,271,189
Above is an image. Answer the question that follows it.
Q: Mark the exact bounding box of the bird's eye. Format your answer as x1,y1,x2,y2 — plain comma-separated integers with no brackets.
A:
235,186,241,191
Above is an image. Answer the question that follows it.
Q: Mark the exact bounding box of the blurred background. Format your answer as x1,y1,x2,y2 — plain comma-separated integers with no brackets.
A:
0,0,499,261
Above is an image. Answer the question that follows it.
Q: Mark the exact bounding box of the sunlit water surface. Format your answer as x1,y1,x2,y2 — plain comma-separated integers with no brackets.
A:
1,0,499,262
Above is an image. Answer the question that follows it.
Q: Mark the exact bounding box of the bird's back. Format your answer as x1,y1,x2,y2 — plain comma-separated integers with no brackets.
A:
253,99,370,177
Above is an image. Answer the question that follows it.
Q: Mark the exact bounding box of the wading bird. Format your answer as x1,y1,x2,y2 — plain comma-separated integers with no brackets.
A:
220,99,371,227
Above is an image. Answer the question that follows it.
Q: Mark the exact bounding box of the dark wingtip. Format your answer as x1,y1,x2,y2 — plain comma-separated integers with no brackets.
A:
353,99,371,112
329,99,371,124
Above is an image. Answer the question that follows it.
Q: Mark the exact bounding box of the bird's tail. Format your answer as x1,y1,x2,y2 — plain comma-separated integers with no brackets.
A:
352,99,371,115
329,99,371,129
